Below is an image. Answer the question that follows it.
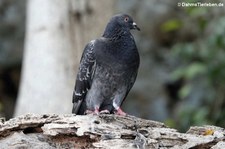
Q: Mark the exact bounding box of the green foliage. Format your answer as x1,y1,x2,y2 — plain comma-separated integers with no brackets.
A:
166,5,225,131
178,84,191,99
172,62,207,80
164,118,176,129
161,19,183,32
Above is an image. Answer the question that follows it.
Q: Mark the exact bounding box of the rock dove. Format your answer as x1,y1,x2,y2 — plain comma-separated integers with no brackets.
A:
72,14,140,116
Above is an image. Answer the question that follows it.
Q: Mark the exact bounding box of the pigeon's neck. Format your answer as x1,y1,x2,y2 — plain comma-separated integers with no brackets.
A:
102,25,130,41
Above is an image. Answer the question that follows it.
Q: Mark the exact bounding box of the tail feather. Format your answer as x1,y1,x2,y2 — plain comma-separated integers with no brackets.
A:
72,100,82,114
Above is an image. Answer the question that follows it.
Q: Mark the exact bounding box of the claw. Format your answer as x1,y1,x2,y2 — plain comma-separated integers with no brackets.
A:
115,108,127,116
85,107,100,115
100,109,110,114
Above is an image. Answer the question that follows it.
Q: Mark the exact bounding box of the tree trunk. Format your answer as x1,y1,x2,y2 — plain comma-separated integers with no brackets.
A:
15,0,115,116
1,114,225,149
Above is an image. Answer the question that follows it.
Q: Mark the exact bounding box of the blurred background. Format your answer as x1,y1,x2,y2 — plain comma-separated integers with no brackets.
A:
0,0,225,132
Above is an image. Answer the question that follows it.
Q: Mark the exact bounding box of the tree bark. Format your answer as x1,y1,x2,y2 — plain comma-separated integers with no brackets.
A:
15,0,115,115
0,114,225,149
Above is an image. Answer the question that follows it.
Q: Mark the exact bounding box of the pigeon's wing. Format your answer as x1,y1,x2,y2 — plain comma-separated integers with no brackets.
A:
72,40,96,114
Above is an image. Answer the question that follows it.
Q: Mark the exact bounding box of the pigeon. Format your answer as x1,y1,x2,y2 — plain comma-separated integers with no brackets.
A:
72,14,140,116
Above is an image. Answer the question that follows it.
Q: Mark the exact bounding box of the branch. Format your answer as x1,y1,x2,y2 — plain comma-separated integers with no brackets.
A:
0,114,224,148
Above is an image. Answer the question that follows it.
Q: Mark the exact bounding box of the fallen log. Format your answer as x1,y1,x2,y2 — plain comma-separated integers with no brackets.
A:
0,114,224,148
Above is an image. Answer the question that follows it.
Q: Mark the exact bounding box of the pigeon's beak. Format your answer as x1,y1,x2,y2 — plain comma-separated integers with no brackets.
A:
132,22,140,31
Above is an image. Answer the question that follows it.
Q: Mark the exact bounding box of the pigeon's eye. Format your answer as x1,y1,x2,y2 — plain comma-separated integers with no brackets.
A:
124,17,129,22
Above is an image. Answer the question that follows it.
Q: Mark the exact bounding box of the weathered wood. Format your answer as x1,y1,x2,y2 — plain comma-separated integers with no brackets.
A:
0,114,224,149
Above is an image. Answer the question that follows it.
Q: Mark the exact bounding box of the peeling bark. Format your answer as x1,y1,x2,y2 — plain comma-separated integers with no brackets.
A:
0,114,224,149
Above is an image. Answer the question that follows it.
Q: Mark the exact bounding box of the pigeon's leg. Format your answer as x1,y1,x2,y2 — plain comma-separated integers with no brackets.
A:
113,99,127,116
114,107,127,116
112,89,127,116
94,107,100,114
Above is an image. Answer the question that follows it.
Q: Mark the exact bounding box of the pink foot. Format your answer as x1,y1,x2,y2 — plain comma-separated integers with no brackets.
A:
94,108,100,115
85,110,95,114
85,108,100,115
115,108,127,116
100,109,110,114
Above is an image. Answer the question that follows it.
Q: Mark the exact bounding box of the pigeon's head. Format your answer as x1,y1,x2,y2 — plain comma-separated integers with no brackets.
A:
103,14,140,38
113,14,140,31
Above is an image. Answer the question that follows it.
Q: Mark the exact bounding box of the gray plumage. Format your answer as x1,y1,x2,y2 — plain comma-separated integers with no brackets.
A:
72,14,140,115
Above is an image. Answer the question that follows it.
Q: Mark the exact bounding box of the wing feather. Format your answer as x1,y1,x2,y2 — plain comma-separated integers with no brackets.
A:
72,40,96,114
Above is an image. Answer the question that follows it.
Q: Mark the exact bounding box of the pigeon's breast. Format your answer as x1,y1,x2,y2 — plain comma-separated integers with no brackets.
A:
97,40,139,70
92,37,139,97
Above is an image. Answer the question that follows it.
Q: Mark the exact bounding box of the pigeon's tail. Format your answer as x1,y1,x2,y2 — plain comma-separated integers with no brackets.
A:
72,100,81,114
72,90,82,114
72,90,86,114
